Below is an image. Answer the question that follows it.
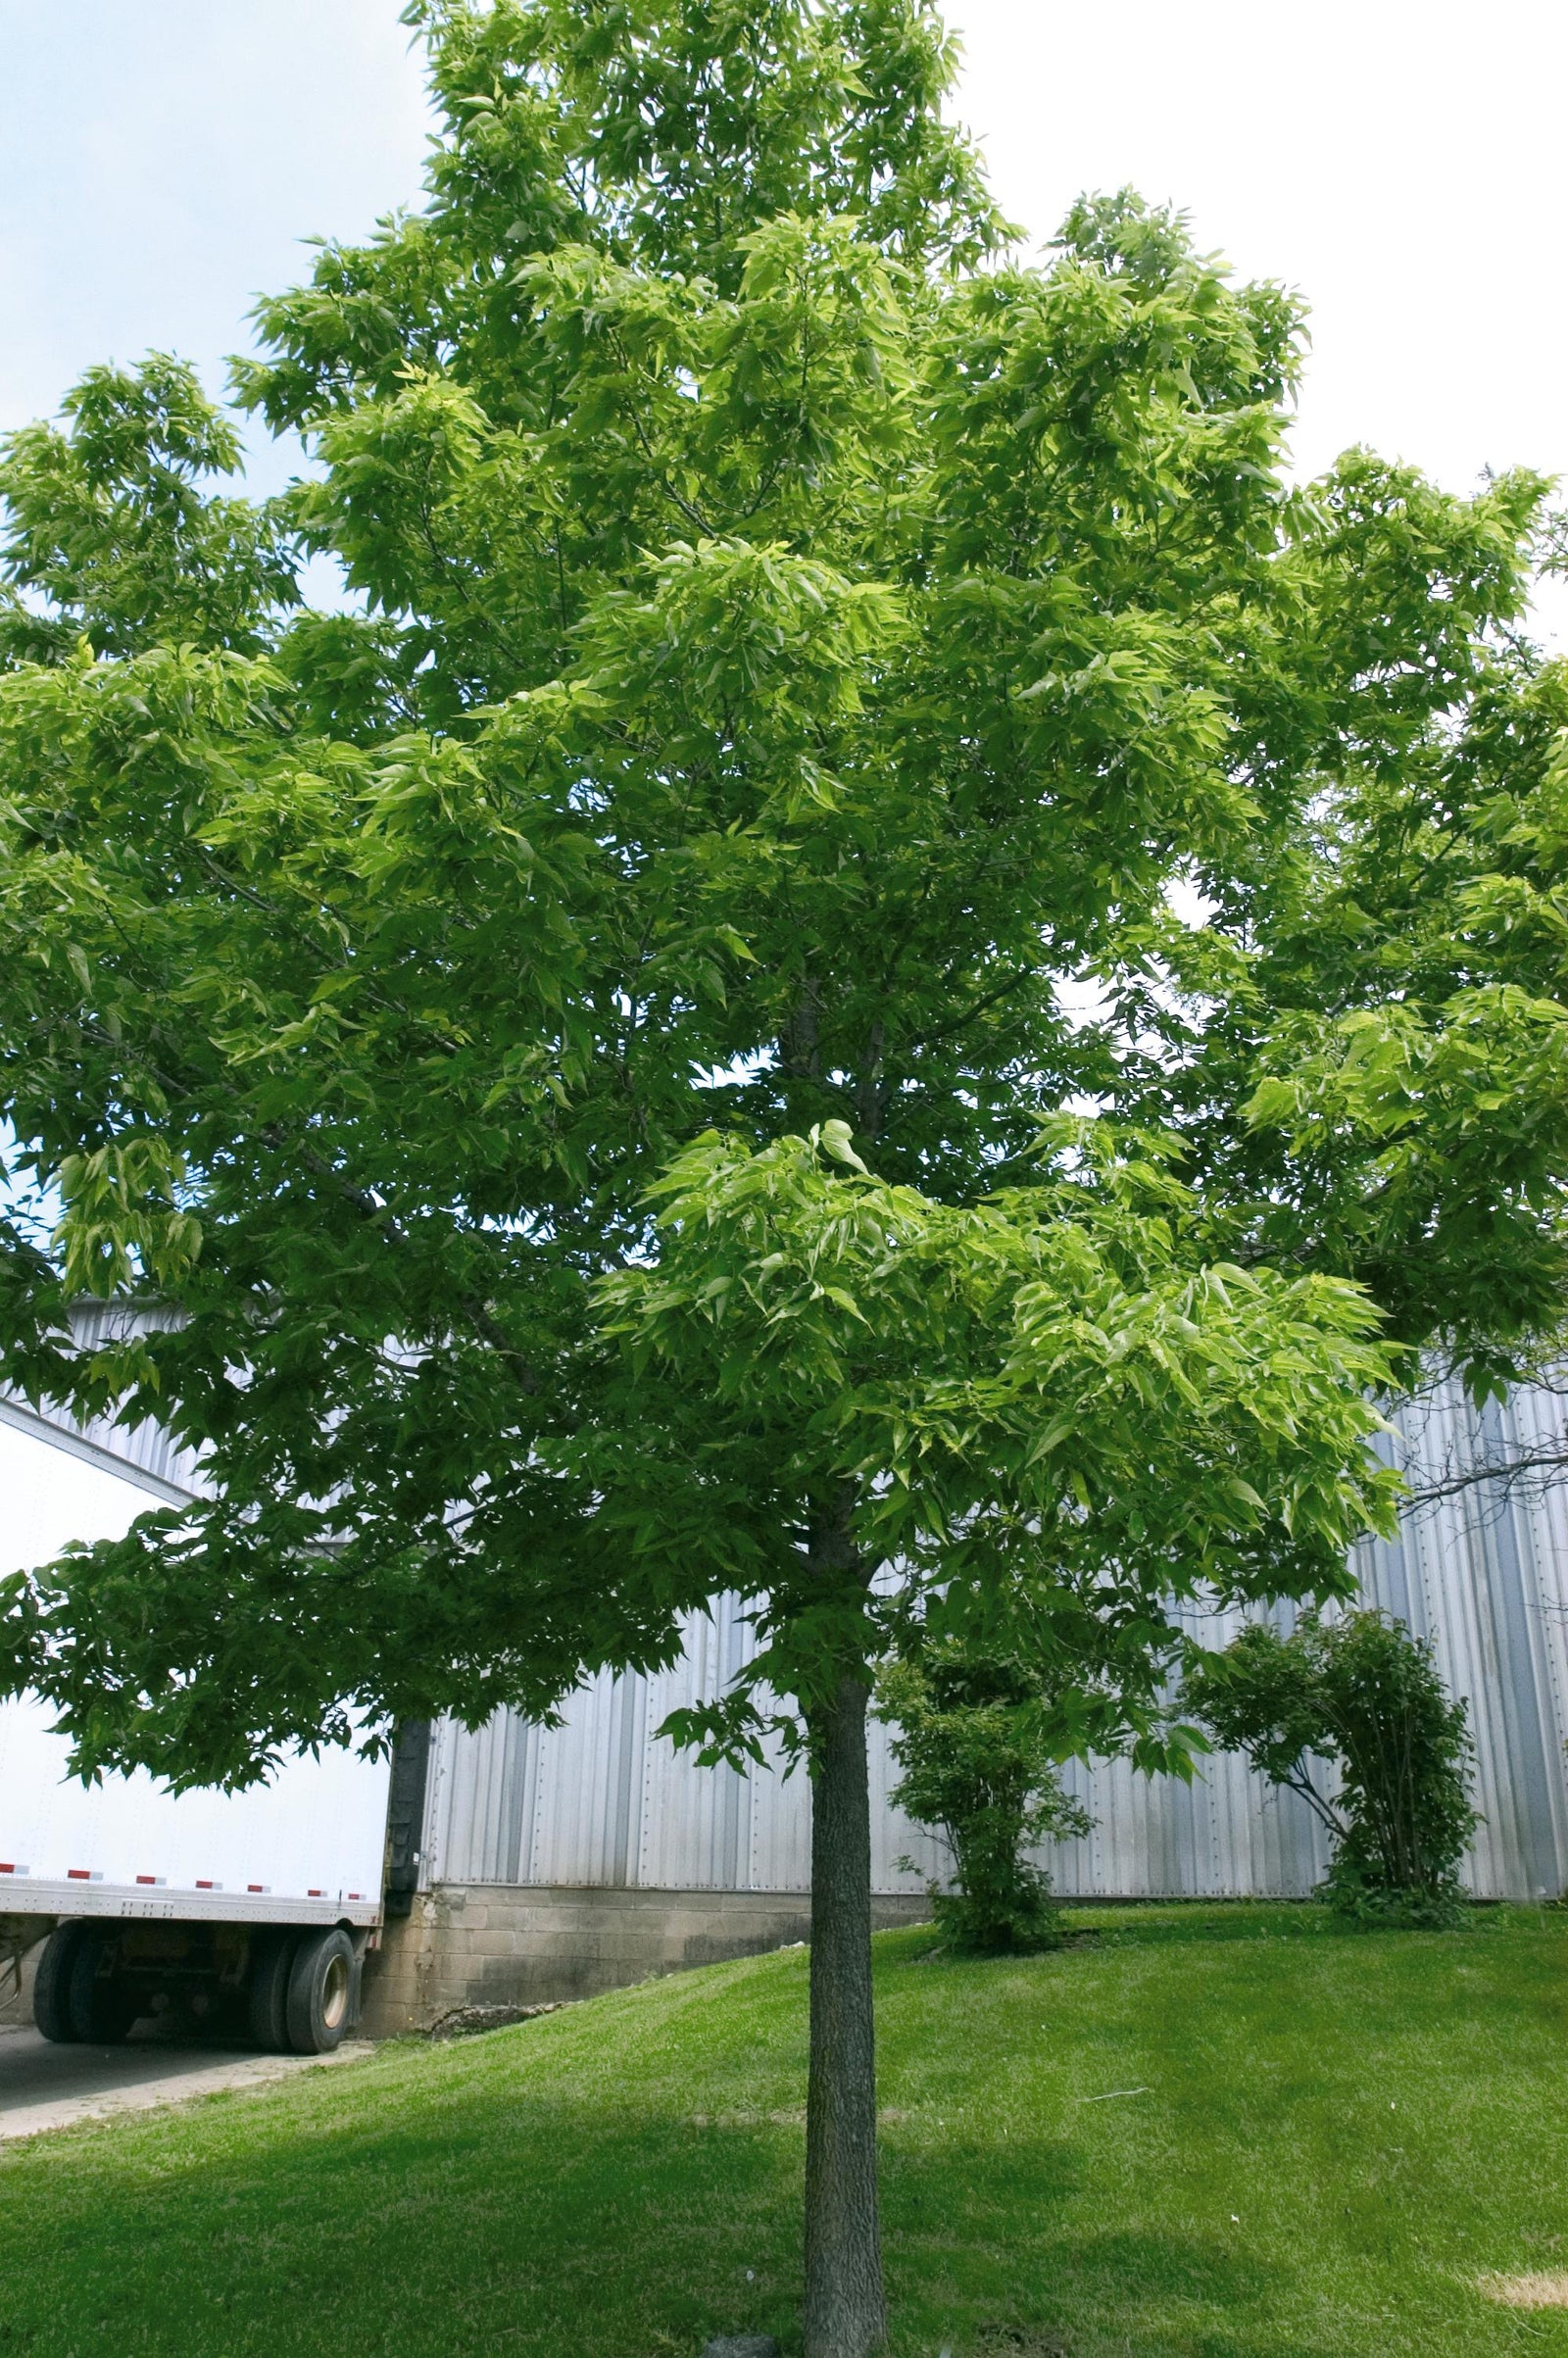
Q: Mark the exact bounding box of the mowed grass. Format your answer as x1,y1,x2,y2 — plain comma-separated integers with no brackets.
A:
2,1905,1567,2357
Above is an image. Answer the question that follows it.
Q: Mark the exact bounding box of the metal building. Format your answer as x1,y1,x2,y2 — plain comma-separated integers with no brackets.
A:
0,1301,205,1505
10,1337,1568,1920
419,1378,1568,1908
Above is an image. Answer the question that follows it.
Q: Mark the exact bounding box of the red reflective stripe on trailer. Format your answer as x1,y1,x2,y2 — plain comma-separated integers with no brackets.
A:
68,1869,91,1880
308,1890,324,1897
136,1876,156,1885
247,1884,265,1892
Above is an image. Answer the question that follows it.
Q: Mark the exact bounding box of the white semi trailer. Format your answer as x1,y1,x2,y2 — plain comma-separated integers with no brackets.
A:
0,1408,397,2053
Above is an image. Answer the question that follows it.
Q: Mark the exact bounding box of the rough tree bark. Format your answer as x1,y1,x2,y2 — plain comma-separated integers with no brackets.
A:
803,1670,888,2358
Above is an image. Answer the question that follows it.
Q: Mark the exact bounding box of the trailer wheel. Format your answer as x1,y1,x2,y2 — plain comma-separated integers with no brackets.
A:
33,1922,91,2043
65,1930,138,2043
285,1927,356,2054
246,1929,299,2052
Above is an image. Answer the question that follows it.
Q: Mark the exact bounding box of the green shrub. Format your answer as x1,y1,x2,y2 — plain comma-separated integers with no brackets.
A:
1184,1609,1477,1926
877,1647,1093,1953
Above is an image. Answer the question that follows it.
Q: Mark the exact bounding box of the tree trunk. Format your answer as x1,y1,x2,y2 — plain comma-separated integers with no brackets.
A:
804,1671,887,2358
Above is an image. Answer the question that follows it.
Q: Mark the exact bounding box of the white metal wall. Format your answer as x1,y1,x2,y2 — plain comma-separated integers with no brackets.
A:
1351,1382,1568,1899
19,1334,1568,1902
426,1379,1568,1902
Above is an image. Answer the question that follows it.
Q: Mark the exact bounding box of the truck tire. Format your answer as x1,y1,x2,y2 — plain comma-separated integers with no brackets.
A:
65,1929,139,2043
33,1922,91,2043
284,1927,356,2054
246,1929,299,2052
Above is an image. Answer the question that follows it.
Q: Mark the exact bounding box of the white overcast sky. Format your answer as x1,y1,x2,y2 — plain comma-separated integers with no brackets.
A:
0,0,1564,1548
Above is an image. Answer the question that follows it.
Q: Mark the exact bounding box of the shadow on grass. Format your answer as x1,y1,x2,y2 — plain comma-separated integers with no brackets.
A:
874,1910,1355,1972
881,2132,1319,2358
0,2070,1307,2358
892,2224,1340,2358
1066,1907,1342,1950
5,1912,1554,2358
0,2086,808,2356
1068,1905,1513,1953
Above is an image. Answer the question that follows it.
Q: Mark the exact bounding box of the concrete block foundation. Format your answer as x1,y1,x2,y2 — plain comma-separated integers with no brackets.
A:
360,1886,932,2036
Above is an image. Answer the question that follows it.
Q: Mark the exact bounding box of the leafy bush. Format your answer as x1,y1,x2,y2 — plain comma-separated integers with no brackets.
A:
1184,1610,1477,1926
877,1647,1093,1953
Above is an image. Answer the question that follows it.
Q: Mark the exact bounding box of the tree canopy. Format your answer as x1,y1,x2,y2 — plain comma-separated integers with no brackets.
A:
5,2,1560,1788
5,7,1565,2347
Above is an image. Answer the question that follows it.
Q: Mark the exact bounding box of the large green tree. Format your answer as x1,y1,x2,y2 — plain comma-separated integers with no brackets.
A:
2,5,1565,2350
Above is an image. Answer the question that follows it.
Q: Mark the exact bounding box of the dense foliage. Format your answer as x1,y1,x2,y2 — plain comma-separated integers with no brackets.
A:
585,1121,1397,1778
878,1645,1094,1953
1184,1610,1477,1926
0,0,1484,1780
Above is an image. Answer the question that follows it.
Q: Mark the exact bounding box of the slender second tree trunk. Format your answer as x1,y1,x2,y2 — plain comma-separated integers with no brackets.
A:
804,1671,887,2358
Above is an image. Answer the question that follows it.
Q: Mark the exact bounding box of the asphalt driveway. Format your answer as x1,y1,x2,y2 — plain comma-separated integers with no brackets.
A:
0,2021,372,2139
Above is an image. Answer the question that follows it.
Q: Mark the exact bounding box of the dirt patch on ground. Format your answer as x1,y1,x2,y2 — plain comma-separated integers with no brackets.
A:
1479,2273,1568,2308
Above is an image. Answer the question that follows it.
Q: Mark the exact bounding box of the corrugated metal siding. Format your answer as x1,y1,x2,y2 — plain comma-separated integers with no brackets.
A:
428,1377,1568,1902
1352,1384,1568,1899
20,1333,1568,1902
0,1300,207,1500
25,1400,206,1499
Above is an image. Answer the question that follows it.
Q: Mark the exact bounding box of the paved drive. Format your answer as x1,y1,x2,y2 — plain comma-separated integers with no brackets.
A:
0,2021,373,2140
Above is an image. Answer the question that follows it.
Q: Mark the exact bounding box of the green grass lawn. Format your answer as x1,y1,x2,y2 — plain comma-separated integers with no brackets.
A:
3,1903,1567,2356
